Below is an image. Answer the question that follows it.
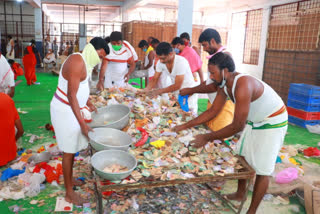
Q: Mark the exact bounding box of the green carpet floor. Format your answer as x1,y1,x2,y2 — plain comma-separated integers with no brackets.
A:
0,72,318,213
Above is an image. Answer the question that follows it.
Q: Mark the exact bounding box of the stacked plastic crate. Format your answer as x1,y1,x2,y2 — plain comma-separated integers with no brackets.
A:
287,83,320,128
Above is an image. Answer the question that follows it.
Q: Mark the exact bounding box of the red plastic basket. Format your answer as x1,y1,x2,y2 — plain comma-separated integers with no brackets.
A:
287,106,320,120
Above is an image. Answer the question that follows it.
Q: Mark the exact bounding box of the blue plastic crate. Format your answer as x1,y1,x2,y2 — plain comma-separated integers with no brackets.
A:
288,93,320,104
287,99,320,112
289,83,320,96
288,115,320,128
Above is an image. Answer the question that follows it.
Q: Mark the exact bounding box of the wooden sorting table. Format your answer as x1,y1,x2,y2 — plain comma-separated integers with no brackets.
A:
90,94,255,214
93,143,255,214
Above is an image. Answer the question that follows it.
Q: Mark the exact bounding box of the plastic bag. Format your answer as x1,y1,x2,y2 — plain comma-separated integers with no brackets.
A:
306,124,320,134
275,167,299,184
18,173,46,197
0,168,25,181
178,95,189,112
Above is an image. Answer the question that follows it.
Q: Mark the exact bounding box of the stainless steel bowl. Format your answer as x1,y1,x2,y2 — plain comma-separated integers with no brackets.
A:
88,128,133,151
89,104,130,129
28,152,52,164
91,150,137,181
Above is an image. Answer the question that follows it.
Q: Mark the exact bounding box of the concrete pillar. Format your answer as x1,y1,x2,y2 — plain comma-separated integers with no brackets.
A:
177,0,193,38
79,23,87,51
34,7,43,64
34,8,42,42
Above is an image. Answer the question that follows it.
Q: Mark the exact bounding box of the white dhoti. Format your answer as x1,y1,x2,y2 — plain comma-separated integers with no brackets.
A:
236,111,288,176
50,98,89,153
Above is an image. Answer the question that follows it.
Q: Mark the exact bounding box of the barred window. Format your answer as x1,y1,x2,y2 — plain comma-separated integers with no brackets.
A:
243,9,263,65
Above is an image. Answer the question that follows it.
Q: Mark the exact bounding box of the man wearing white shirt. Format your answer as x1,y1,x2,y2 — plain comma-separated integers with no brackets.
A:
143,42,198,114
97,31,138,89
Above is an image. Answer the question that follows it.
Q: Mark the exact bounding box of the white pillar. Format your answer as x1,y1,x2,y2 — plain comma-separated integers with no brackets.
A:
177,0,193,38
34,8,42,42
79,23,87,51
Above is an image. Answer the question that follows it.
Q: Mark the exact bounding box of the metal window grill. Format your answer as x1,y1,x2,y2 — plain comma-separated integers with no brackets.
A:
243,9,263,65
263,0,320,103
268,0,320,51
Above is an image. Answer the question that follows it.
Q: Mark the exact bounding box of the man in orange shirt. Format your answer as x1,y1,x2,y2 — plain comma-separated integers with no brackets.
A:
0,93,24,166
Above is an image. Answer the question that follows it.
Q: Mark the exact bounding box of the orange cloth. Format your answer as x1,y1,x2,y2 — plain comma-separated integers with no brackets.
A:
206,100,235,131
11,62,24,80
0,93,19,166
23,46,37,85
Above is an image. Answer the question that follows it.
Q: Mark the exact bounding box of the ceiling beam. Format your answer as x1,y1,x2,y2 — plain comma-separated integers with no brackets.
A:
26,0,41,8
122,0,144,11
42,0,123,7
100,0,143,22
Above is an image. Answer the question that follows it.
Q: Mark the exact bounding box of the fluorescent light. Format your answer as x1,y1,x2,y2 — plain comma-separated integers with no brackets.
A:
17,0,23,2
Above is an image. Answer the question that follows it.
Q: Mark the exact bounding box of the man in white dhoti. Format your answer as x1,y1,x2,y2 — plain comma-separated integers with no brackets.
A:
97,31,138,89
50,37,108,205
143,42,198,114
183,52,287,214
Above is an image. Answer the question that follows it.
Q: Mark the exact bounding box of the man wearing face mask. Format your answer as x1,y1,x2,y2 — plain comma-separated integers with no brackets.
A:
97,31,138,89
142,42,198,114
185,53,287,214
180,32,201,56
174,28,234,133
50,37,108,206
171,37,204,83
138,40,155,83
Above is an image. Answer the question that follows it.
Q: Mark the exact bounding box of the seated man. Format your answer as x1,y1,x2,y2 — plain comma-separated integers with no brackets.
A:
43,49,56,65
171,37,204,83
0,53,15,97
0,92,24,166
8,59,24,80
143,42,198,114
97,31,138,89
178,52,288,214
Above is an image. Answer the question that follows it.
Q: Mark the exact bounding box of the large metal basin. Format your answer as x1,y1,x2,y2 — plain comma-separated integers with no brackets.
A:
88,128,133,151
28,152,52,164
89,104,130,129
91,150,137,181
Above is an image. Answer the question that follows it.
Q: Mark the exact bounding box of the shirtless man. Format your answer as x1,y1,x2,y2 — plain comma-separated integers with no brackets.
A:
50,37,108,205
179,52,287,214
